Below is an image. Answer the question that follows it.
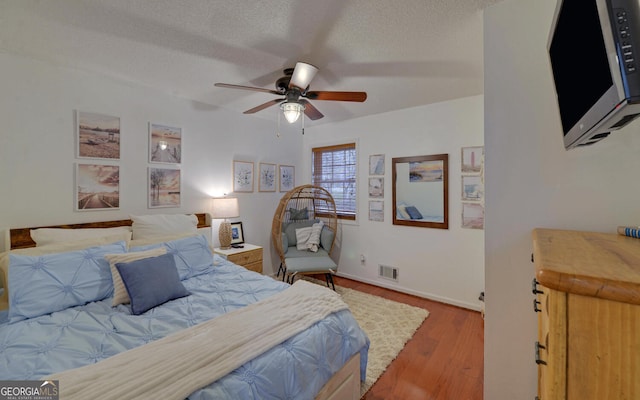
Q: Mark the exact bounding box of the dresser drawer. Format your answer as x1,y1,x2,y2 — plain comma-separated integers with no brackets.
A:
227,248,262,266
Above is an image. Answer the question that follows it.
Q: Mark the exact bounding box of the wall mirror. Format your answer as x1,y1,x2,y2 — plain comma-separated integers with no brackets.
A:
392,153,448,229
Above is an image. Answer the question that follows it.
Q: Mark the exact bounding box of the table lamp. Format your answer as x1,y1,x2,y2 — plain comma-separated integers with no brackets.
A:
211,197,239,249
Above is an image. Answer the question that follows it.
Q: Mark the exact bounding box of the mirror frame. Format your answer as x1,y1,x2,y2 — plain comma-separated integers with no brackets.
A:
392,153,449,229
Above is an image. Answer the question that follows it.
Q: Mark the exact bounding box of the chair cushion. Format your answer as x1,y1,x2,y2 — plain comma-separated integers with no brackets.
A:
285,247,331,259
285,255,337,273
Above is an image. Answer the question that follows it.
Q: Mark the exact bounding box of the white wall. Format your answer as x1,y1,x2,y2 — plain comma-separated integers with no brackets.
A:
303,96,485,310
0,52,304,274
0,52,485,311
484,1,640,398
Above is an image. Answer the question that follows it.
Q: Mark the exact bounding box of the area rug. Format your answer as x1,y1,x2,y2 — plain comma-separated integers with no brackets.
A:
304,278,429,397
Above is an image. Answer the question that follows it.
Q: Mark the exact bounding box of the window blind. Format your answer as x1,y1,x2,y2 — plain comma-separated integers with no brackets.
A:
312,143,357,220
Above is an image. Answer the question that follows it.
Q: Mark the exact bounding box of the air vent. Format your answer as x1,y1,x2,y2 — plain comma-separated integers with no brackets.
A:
379,264,398,281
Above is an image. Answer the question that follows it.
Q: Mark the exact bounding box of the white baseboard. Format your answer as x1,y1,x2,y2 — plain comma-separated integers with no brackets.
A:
335,271,482,312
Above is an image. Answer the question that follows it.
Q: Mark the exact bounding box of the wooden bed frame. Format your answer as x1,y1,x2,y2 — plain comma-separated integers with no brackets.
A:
2,214,362,400
7,213,210,250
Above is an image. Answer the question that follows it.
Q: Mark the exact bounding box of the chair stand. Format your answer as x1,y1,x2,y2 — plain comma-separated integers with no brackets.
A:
286,271,336,291
276,263,286,279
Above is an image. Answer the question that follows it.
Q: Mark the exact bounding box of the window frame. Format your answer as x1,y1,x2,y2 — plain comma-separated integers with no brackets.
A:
311,142,358,221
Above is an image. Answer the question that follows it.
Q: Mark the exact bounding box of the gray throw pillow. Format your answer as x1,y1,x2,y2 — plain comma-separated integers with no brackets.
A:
320,226,335,251
116,252,190,315
288,207,309,220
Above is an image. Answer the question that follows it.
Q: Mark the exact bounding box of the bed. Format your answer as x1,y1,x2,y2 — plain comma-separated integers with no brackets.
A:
0,213,369,400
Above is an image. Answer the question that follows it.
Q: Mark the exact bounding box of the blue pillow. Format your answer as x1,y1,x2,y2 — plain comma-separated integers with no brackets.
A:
405,206,423,220
116,252,190,315
130,235,213,280
8,241,127,323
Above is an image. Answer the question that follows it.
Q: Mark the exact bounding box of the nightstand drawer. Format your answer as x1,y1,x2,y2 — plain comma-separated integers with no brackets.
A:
227,248,262,265
243,260,263,273
214,244,263,274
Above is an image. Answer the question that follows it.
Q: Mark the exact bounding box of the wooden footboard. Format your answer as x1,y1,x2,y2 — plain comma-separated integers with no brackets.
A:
315,353,362,400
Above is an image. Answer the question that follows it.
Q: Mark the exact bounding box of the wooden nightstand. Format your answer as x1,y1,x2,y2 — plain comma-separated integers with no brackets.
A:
214,244,263,273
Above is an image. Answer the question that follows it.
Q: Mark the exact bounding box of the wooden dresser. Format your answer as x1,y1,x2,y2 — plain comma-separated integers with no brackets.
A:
532,228,640,400
214,244,263,274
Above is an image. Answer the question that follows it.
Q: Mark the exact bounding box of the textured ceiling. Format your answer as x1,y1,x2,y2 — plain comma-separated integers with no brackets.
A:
0,0,504,125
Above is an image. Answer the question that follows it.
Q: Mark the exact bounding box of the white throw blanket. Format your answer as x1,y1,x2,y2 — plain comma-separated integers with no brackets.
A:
47,280,348,400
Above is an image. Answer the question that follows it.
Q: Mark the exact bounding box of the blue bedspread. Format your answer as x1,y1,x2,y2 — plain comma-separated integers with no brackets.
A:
0,256,369,399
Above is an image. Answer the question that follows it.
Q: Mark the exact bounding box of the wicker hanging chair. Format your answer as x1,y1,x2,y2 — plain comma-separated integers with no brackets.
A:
271,185,338,288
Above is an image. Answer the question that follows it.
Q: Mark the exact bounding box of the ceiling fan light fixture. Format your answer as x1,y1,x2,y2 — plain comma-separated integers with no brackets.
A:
280,102,305,123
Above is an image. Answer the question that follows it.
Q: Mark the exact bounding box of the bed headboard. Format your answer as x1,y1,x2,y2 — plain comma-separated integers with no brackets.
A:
8,213,210,250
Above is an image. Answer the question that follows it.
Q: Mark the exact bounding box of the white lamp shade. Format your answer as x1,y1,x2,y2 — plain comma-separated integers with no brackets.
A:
211,197,239,219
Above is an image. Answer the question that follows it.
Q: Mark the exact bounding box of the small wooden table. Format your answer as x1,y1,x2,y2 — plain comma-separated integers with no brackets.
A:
214,244,263,273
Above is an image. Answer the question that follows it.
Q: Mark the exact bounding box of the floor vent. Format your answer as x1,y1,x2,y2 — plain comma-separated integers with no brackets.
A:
379,264,398,281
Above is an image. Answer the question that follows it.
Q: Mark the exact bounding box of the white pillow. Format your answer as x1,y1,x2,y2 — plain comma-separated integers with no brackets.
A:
30,226,132,246
130,214,198,240
295,223,323,252
129,232,198,248
295,227,313,251
307,221,324,252
104,247,167,307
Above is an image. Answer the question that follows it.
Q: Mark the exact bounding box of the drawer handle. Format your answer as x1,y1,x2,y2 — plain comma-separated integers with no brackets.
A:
531,278,544,295
533,299,542,313
535,341,547,365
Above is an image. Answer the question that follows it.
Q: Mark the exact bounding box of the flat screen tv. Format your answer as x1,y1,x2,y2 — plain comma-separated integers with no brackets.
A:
548,0,640,149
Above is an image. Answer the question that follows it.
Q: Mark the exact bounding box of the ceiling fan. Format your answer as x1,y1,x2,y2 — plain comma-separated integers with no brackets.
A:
214,62,367,123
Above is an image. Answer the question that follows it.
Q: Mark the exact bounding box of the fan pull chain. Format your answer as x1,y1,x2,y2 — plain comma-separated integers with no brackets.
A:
301,111,305,135
276,108,281,138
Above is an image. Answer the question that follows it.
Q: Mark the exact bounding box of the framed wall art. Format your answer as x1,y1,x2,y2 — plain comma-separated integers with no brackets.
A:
149,123,182,164
461,175,484,201
75,163,120,211
461,146,484,174
369,154,385,175
462,202,484,229
368,177,384,198
369,200,384,222
279,164,295,192
148,167,181,208
233,161,254,192
76,111,120,160
258,162,277,192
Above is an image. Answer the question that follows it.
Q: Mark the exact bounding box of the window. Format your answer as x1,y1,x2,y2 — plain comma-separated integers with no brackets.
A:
312,143,357,220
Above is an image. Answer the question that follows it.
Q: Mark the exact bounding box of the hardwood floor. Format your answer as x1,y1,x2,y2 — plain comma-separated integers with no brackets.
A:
329,275,484,400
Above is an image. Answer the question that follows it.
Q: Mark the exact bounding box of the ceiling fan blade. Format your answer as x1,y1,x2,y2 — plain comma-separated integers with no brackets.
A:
305,91,367,102
215,83,280,95
299,100,324,120
243,99,284,114
289,62,319,90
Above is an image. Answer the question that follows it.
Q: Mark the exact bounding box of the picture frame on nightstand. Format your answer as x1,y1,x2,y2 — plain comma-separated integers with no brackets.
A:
230,221,244,245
